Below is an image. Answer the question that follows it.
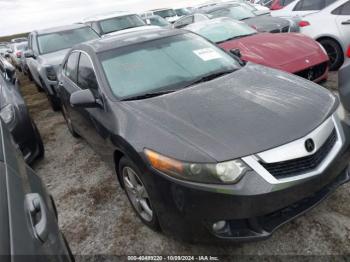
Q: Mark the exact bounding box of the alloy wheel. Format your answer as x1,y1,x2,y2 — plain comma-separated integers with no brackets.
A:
122,166,153,222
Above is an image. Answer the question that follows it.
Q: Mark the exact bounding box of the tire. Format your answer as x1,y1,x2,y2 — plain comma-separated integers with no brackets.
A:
40,79,60,111
61,104,80,138
319,38,344,71
32,121,44,160
119,157,160,231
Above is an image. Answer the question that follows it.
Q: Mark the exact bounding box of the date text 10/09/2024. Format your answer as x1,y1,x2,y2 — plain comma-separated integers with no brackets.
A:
127,256,220,261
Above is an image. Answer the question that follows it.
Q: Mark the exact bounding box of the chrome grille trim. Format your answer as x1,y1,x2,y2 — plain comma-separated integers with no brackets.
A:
242,114,345,187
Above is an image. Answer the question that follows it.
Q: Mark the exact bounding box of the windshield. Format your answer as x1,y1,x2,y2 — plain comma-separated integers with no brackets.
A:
99,33,240,100
175,8,192,16
100,15,145,34
38,27,99,55
154,9,177,18
210,6,256,20
149,16,170,26
188,20,257,44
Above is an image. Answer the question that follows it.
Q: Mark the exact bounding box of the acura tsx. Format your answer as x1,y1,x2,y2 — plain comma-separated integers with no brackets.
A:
57,27,350,242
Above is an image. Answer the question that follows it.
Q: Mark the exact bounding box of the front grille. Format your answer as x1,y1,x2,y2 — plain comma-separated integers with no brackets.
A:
295,62,328,81
260,129,337,179
281,26,289,33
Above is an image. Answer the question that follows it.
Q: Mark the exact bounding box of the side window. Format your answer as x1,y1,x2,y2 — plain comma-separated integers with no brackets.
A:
283,0,295,6
32,35,39,54
210,9,230,18
91,22,101,35
64,52,80,83
332,1,350,15
28,34,32,49
77,53,98,93
174,16,194,28
293,0,322,11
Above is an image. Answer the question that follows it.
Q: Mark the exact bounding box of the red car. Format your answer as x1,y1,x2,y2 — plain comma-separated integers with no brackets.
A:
185,17,329,83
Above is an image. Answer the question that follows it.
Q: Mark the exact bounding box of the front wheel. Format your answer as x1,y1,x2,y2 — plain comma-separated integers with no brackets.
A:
319,38,344,71
119,157,160,231
62,104,80,138
32,121,44,160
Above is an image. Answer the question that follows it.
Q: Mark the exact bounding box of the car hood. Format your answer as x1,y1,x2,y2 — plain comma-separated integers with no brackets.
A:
219,33,323,68
125,64,337,162
40,48,70,67
244,16,290,32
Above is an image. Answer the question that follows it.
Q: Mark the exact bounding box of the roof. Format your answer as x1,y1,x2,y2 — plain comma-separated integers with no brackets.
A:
199,3,239,13
35,23,90,35
150,8,174,12
80,27,185,53
184,17,235,31
102,25,160,38
82,11,137,22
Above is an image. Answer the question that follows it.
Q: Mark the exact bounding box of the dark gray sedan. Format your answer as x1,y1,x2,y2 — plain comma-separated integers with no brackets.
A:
58,28,350,243
0,57,44,165
199,3,298,33
0,118,74,261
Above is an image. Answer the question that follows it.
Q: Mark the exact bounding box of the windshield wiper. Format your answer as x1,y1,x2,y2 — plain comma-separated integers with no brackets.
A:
183,69,237,88
121,90,175,101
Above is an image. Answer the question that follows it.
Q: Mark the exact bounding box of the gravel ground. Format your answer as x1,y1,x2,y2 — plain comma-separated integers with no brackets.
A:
19,72,350,257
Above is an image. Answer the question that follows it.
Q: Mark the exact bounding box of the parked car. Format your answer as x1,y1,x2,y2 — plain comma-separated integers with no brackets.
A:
185,18,329,82
0,57,44,165
272,0,337,17
0,43,11,57
9,41,28,71
83,12,146,36
198,3,298,33
174,7,193,17
58,27,350,242
143,15,171,27
10,37,27,43
0,118,74,261
142,8,180,23
24,24,99,111
267,0,296,10
296,0,350,70
173,13,212,28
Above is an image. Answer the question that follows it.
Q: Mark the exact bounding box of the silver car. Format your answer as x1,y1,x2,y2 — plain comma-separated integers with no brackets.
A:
24,24,99,111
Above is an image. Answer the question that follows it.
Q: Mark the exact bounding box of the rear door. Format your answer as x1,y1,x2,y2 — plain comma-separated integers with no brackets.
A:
0,120,72,261
333,0,350,51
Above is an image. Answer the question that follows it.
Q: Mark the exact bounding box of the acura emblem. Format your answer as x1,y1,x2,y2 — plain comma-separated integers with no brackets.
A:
305,139,315,152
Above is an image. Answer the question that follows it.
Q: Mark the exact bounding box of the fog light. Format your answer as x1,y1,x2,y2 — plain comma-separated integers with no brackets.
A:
212,220,227,232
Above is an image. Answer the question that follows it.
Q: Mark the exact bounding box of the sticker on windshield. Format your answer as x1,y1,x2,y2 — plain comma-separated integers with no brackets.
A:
193,48,222,61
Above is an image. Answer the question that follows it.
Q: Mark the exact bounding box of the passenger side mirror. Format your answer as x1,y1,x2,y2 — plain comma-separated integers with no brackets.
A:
6,49,13,54
24,50,35,59
70,89,102,108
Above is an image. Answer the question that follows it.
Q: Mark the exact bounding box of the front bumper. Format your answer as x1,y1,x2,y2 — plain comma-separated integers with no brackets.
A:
148,119,350,243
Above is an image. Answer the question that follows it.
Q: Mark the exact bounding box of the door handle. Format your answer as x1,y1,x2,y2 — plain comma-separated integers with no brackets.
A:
25,193,49,242
58,82,64,87
342,20,350,25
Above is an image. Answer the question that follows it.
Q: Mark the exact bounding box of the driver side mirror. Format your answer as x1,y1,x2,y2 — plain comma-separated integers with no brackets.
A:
24,50,35,59
70,89,102,109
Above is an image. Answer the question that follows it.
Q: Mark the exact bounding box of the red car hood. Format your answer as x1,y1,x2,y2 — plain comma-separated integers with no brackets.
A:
219,33,329,73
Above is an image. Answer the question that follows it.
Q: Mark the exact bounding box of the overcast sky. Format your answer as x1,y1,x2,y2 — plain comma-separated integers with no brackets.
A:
0,0,207,36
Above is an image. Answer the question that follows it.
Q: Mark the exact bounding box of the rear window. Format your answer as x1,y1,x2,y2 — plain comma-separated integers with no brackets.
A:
99,15,145,34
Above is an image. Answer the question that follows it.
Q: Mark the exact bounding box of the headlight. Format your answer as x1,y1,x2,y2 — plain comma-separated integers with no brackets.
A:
0,104,15,124
144,149,250,184
45,66,57,81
